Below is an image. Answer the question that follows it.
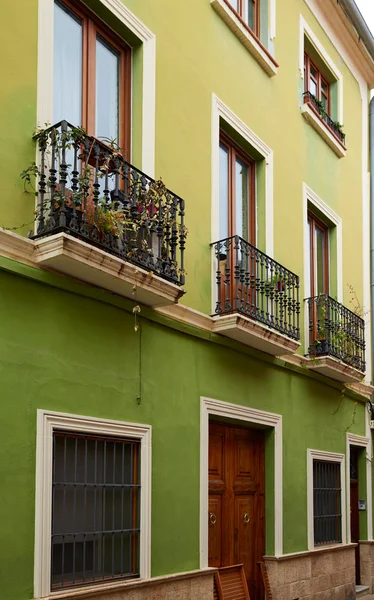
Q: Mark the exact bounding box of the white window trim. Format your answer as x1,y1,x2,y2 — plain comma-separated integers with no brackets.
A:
346,432,373,543
200,396,283,562
302,183,342,353
211,94,274,314
210,0,278,77
37,0,156,177
299,15,343,123
34,409,152,599
307,449,346,551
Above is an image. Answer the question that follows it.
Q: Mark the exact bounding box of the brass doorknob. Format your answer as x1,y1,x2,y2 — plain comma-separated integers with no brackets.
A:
209,512,217,525
243,513,250,524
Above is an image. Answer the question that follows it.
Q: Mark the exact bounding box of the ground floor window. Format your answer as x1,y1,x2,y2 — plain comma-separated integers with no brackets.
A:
313,459,342,546
51,431,140,590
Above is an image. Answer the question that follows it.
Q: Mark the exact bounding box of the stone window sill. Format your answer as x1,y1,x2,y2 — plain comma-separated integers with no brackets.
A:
301,103,347,158
210,0,278,77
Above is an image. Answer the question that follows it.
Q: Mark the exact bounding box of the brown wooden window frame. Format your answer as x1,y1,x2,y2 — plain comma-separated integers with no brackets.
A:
225,0,260,38
304,52,331,117
220,131,256,245
308,211,329,298
55,0,132,158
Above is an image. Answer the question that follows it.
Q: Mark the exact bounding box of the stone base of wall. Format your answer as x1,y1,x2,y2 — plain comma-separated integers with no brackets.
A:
44,568,214,600
265,544,356,600
360,541,374,593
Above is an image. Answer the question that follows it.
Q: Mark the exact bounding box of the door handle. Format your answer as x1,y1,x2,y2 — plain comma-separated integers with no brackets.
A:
209,512,217,525
243,512,250,524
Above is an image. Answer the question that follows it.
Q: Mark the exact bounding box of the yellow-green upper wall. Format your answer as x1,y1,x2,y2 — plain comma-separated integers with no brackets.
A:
0,0,370,339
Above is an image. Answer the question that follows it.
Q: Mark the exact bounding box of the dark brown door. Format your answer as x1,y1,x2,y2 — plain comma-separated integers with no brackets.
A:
350,447,360,584
208,422,265,600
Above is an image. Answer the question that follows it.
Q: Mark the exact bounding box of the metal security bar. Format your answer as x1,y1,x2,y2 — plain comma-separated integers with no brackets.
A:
303,91,346,145
313,460,342,546
211,235,300,340
32,120,186,286
51,432,140,590
307,294,366,372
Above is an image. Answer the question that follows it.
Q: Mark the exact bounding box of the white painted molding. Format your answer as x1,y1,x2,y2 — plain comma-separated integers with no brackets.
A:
302,183,343,352
34,410,152,599
36,0,156,177
346,432,372,543
210,0,278,77
307,449,346,551
211,94,274,313
299,15,343,122
200,397,283,563
304,0,371,386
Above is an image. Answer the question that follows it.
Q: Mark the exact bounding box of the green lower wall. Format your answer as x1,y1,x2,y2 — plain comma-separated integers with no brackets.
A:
0,265,368,600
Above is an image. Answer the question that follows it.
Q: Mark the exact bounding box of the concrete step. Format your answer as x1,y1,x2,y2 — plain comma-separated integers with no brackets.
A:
356,585,371,598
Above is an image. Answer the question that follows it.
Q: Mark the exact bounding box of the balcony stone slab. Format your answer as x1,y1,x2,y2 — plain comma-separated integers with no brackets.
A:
305,355,365,383
34,233,184,308
212,313,301,356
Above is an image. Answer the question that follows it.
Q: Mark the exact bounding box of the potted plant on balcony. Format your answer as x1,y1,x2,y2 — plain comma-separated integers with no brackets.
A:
267,274,286,292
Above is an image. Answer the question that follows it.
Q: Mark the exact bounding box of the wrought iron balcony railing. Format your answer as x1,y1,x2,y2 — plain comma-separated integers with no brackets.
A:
211,235,300,340
303,91,346,146
32,120,186,286
307,294,365,372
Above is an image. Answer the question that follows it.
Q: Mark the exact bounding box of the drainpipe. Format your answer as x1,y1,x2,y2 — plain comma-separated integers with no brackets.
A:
370,97,374,418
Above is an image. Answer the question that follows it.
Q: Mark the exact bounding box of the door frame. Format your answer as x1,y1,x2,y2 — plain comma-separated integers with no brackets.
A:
200,396,283,567
346,432,372,544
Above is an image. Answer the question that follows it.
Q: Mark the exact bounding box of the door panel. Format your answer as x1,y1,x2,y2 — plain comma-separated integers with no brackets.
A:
208,422,265,600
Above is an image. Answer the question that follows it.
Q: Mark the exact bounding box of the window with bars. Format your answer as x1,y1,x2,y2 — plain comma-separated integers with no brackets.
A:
313,459,342,546
51,431,140,590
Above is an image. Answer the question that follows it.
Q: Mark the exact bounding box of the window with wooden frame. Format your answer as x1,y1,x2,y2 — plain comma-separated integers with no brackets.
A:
51,431,140,590
313,459,342,546
308,212,329,298
304,53,330,116
227,0,260,37
53,0,131,156
219,132,256,245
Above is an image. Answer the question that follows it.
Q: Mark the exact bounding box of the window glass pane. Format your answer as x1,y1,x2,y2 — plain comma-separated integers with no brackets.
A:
53,1,83,125
96,36,119,142
245,0,255,30
321,80,328,94
228,0,239,11
309,77,317,97
310,64,317,79
235,158,249,241
321,93,328,112
219,143,229,240
315,225,326,295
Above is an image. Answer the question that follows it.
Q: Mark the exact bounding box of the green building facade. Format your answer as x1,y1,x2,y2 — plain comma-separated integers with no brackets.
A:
1,0,374,599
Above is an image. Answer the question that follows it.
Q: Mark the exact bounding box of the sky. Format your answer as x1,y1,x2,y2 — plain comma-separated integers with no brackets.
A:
355,0,374,35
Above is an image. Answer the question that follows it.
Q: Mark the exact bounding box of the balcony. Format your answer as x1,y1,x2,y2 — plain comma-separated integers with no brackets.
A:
211,235,301,355
301,92,346,158
31,121,186,307
306,294,365,383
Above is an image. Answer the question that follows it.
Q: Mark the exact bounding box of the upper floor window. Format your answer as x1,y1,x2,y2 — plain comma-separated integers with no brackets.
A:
54,0,131,153
308,212,329,297
219,133,256,245
304,53,330,115
227,0,259,37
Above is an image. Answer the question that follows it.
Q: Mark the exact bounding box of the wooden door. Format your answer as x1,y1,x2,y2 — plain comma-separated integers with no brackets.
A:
208,422,265,600
350,447,360,584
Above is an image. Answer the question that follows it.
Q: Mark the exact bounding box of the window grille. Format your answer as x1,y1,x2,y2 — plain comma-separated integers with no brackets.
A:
51,431,140,590
313,459,342,546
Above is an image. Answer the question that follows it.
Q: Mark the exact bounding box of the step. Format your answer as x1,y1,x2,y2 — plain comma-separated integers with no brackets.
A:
356,585,370,598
